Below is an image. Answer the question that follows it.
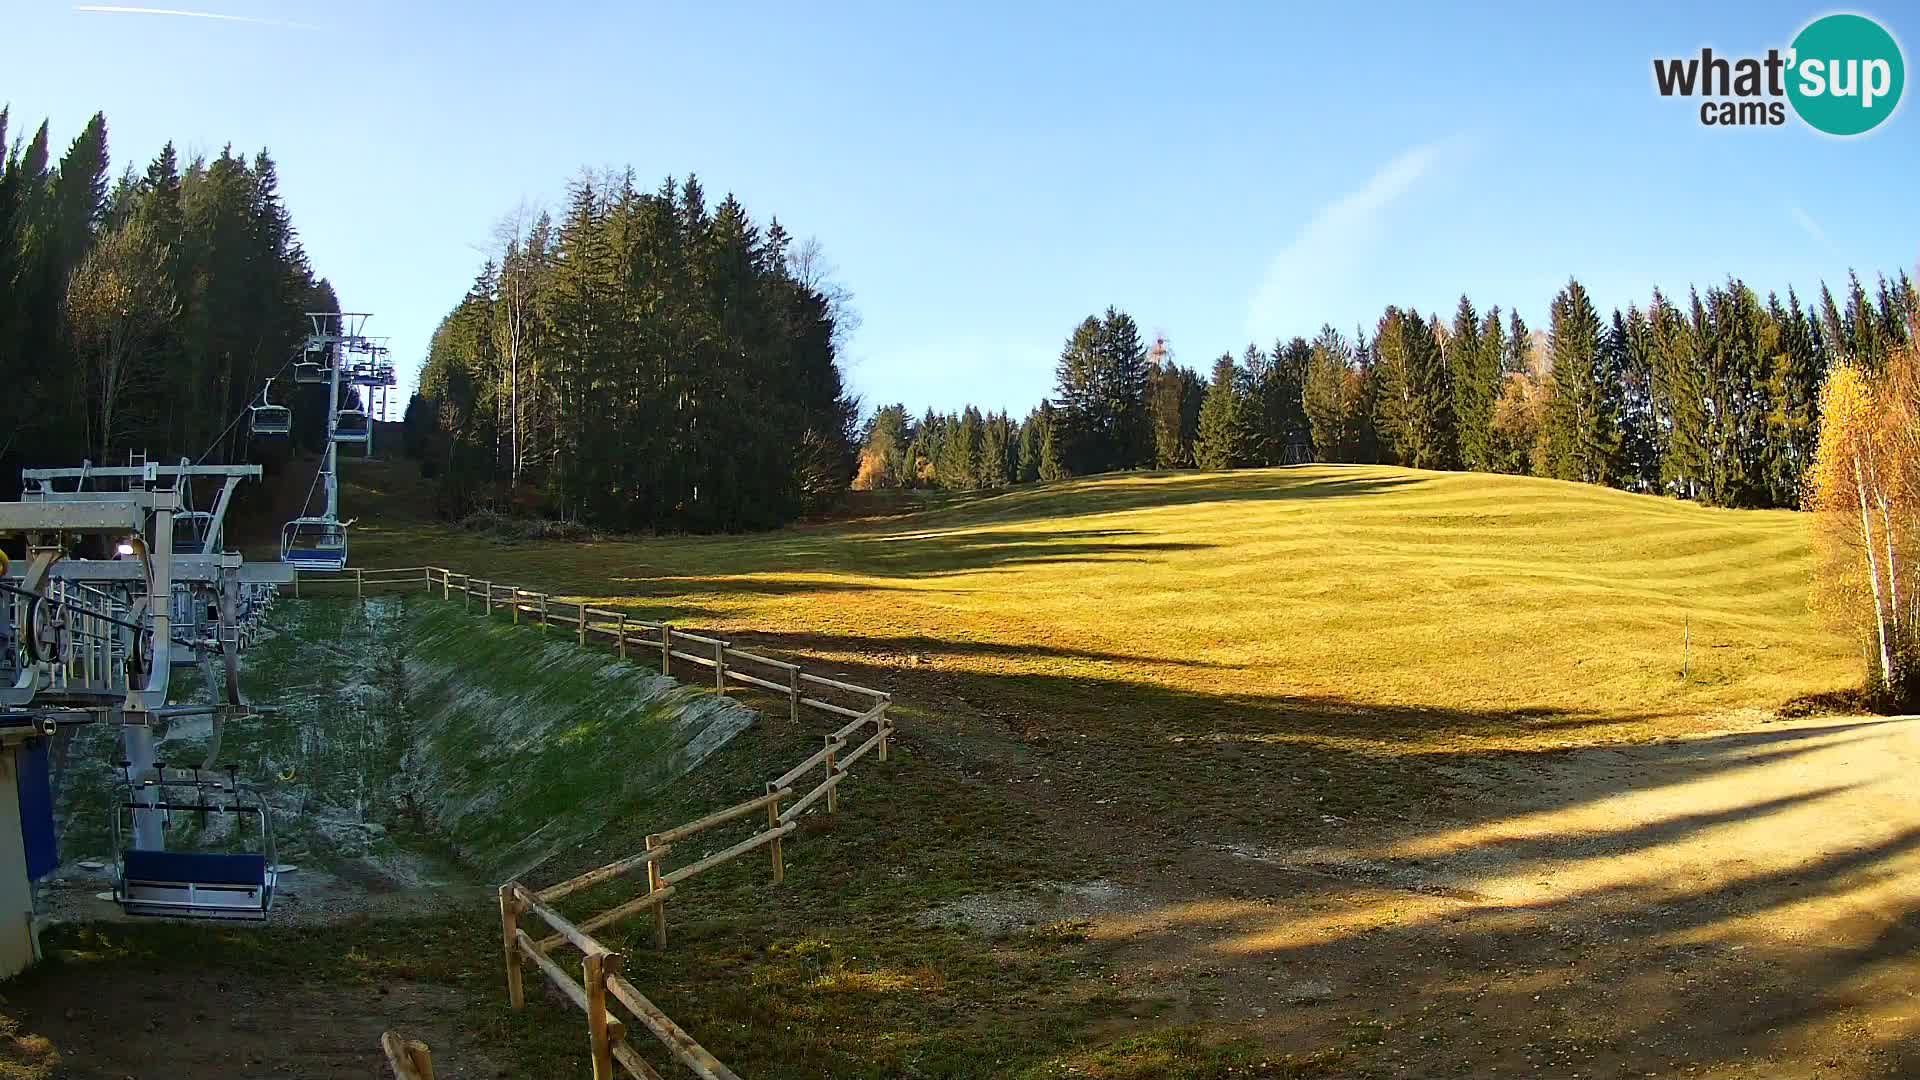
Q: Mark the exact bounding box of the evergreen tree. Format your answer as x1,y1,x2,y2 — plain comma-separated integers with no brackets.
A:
1541,278,1619,484
1303,325,1360,461
1194,353,1250,470
1614,305,1660,491
1449,296,1500,471
1763,289,1825,506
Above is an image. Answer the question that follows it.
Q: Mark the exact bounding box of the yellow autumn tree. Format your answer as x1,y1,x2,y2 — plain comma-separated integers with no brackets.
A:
1807,331,1920,702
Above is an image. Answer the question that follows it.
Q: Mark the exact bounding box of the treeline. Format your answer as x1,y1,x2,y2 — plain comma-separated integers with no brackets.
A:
407,172,859,533
0,107,338,494
858,272,1918,509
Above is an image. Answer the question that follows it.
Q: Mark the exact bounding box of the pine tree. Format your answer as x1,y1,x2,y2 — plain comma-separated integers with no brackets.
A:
1449,297,1499,471
1652,289,1709,499
1270,336,1313,463
1614,305,1660,490
1194,353,1250,470
1303,325,1358,461
1373,308,1453,468
1542,278,1619,484
1763,289,1825,505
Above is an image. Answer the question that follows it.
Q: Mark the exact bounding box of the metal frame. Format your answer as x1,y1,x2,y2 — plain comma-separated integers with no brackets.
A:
111,770,277,921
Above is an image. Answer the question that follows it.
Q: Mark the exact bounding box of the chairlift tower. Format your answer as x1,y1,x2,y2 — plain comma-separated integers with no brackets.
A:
280,313,391,571
1,456,292,932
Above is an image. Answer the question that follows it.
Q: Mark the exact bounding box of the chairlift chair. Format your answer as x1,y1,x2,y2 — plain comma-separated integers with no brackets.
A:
112,764,278,920
250,387,292,437
293,361,327,384
280,517,348,572
172,510,215,555
333,408,370,444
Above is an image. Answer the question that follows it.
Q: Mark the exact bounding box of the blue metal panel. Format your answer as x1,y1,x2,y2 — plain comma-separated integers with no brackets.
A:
16,739,56,881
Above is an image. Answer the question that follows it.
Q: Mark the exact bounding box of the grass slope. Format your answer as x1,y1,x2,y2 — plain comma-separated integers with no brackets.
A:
356,464,1855,737
37,462,1837,1079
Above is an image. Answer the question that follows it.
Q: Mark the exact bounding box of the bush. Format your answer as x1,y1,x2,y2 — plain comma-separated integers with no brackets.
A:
454,509,594,544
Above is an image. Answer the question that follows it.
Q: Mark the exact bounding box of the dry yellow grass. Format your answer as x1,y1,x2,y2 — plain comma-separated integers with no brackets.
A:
356,463,1858,751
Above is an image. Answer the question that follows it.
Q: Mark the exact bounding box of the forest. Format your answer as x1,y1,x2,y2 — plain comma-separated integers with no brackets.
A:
0,108,340,497
405,173,860,533
864,272,1919,511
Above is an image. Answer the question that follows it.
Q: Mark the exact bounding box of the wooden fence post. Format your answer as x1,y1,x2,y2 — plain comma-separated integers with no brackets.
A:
714,640,726,691
355,567,364,602
825,735,839,814
381,1033,435,1080
539,593,548,626
661,625,672,677
578,608,587,647
767,783,785,884
878,698,891,762
585,951,620,1080
788,667,800,724
645,834,667,949
512,590,520,625
463,577,471,613
616,615,626,660
442,570,451,601
498,884,524,1008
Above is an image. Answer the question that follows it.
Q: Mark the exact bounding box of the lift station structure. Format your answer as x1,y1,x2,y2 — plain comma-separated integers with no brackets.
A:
0,311,393,969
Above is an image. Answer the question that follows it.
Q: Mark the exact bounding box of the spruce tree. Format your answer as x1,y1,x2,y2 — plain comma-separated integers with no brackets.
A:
1194,353,1249,470
1448,296,1498,471
1542,278,1619,484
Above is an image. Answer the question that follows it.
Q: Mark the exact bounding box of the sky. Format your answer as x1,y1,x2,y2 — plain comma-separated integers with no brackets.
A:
8,1,1918,418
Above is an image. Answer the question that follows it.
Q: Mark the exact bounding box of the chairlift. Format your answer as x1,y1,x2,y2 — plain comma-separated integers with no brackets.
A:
280,517,348,572
172,510,214,555
293,361,328,384
112,763,278,921
334,408,370,444
250,380,292,438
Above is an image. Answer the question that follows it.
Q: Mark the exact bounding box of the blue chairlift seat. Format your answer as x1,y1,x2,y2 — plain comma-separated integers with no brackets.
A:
118,849,274,920
333,408,370,444
250,403,292,437
281,517,348,571
113,784,277,921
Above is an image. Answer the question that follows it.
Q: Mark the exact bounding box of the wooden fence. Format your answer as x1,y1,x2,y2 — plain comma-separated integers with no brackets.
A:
498,695,891,1079
293,566,892,725
299,565,897,1079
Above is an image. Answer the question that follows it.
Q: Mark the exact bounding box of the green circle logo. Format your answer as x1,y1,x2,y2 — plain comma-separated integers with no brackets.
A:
1788,13,1905,136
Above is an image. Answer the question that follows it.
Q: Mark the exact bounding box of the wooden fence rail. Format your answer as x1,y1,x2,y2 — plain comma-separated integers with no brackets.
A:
304,566,896,1079
294,566,892,729
486,696,891,1079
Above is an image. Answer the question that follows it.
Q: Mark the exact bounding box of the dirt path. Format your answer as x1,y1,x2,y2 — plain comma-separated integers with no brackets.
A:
945,714,1920,1077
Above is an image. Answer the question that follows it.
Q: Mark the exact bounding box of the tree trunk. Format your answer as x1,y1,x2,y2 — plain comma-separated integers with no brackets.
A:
1855,454,1895,688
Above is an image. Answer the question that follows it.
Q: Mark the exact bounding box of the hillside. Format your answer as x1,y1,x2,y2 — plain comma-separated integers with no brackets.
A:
18,464,1913,1080
356,463,1859,741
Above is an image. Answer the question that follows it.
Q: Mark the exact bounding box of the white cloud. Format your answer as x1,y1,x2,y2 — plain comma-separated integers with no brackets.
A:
1246,137,1469,341
1790,205,1831,248
73,4,315,29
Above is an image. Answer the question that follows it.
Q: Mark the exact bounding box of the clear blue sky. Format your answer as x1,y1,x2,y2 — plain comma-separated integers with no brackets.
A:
9,1,1917,418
